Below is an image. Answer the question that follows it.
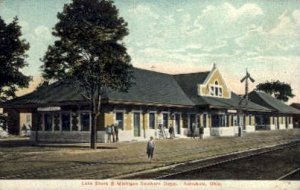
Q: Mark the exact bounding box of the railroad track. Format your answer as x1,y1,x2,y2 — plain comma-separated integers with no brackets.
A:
1,137,299,179
118,140,300,179
154,141,300,179
277,168,300,180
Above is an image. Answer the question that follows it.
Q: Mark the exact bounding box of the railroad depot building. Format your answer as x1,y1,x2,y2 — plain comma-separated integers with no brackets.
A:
249,92,300,130
2,65,299,143
290,103,300,128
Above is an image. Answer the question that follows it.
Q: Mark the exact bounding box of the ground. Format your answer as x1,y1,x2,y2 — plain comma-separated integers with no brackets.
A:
0,129,300,179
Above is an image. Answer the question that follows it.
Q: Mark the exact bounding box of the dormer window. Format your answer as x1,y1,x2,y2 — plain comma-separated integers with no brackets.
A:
209,80,223,97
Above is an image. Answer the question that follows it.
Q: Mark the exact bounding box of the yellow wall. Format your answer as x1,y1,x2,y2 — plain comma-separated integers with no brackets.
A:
19,113,32,129
251,116,255,125
269,117,273,125
245,115,249,126
199,114,203,127
125,112,132,130
104,112,114,127
207,114,211,128
200,70,231,98
228,115,232,126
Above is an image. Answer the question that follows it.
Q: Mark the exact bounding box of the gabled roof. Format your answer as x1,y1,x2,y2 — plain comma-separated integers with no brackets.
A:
4,80,84,106
3,68,194,107
249,91,300,114
174,72,270,112
173,72,210,105
2,67,272,113
290,103,300,110
106,68,194,106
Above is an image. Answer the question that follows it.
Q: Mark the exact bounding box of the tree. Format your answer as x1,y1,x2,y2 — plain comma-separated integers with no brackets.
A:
256,80,295,102
0,16,31,101
41,0,134,149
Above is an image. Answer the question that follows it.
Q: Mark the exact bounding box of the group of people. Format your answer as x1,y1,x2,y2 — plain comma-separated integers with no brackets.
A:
105,122,203,162
190,122,204,139
106,122,119,143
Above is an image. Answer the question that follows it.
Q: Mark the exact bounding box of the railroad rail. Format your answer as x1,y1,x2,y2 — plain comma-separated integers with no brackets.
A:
153,141,300,179
277,168,300,180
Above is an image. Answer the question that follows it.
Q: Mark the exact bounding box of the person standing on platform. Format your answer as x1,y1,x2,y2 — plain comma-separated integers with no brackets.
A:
168,124,174,139
111,124,116,143
146,136,155,162
106,125,113,143
191,122,196,139
114,121,119,142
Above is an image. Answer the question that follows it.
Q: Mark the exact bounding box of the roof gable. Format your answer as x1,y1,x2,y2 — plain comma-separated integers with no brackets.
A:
198,67,231,99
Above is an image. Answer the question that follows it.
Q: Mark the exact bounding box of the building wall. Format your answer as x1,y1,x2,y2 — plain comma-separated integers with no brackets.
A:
26,104,296,143
200,70,231,98
125,112,132,130
20,112,32,128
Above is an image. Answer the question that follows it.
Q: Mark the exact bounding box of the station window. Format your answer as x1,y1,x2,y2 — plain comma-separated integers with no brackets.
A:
80,112,90,131
115,112,124,130
209,81,223,97
149,113,155,129
61,113,71,131
162,113,169,128
232,115,238,126
44,113,53,131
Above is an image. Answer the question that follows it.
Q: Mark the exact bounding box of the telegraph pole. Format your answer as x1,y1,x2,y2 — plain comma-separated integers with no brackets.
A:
238,68,255,136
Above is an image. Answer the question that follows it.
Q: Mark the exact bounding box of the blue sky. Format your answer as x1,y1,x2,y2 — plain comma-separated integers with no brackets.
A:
0,0,299,103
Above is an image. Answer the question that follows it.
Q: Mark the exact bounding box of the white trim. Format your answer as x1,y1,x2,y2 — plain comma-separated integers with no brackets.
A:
171,112,182,135
203,67,217,85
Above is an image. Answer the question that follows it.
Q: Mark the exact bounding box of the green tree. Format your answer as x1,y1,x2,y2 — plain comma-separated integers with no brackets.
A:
0,16,31,101
256,80,295,102
42,0,133,149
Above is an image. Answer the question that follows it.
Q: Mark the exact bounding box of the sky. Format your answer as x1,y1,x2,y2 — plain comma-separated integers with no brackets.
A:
0,0,299,103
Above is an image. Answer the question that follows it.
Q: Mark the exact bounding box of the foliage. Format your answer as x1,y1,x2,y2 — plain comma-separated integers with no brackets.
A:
0,16,31,101
41,0,133,148
256,80,295,102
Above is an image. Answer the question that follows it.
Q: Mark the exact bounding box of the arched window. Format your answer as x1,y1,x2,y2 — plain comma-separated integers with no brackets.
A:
210,80,223,97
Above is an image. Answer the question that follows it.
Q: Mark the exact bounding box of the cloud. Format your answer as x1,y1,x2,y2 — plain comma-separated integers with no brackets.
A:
19,20,29,30
128,4,159,19
34,25,51,39
292,10,300,24
235,9,300,54
222,3,263,22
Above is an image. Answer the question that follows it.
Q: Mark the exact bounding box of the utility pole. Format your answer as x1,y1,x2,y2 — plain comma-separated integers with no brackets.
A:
238,68,255,136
